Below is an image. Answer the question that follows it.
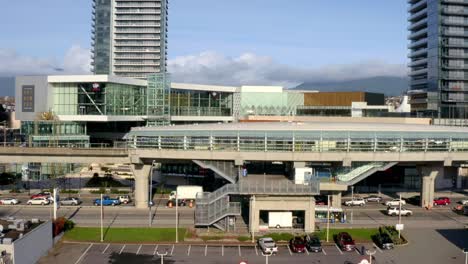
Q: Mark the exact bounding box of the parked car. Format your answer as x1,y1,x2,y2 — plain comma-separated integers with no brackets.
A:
0,198,19,205
257,237,278,254
314,196,327,205
117,195,131,204
385,199,406,207
289,237,306,253
433,197,451,206
27,197,50,205
94,196,120,206
304,235,322,252
60,197,82,206
375,233,394,250
387,207,413,216
344,198,366,207
459,200,468,205
30,192,51,199
336,232,356,251
364,195,383,203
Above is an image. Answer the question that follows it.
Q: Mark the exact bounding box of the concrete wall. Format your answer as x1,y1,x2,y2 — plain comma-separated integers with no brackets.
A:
15,76,50,121
12,221,52,264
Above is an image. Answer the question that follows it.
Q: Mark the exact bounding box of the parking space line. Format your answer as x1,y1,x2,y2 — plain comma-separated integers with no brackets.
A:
335,244,343,255
204,245,208,256
222,245,224,256
153,245,158,255
136,245,142,255
119,245,126,255
74,243,93,264
322,248,327,255
254,245,258,255
170,245,175,256
305,247,309,255
187,245,191,256
238,245,241,256
287,245,292,256
373,243,383,253
102,244,110,254
355,248,360,255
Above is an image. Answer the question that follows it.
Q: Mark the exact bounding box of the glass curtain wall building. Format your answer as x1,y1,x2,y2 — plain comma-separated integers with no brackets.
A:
408,0,468,119
91,0,168,79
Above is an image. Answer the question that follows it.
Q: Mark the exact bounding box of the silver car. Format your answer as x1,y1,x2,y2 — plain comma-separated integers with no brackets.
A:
60,197,82,206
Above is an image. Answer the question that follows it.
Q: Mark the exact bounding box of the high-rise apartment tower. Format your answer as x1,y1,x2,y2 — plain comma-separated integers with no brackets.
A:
408,0,468,119
91,0,168,79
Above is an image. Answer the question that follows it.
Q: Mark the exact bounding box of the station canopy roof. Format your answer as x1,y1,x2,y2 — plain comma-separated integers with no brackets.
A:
126,122,468,139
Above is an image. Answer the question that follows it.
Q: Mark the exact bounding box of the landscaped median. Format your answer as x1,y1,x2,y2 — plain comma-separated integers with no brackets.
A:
64,227,186,243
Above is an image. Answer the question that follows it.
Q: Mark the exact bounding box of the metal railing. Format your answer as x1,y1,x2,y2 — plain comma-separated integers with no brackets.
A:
192,160,237,183
195,199,241,225
196,179,320,205
0,141,128,149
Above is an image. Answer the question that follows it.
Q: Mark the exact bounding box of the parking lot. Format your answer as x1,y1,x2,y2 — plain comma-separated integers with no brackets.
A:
40,241,399,264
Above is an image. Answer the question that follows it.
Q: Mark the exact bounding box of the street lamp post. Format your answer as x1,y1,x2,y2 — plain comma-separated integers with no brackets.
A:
175,193,179,243
366,248,377,264
398,193,402,239
463,248,468,264
326,194,330,242
149,160,156,227
156,250,168,264
261,251,272,264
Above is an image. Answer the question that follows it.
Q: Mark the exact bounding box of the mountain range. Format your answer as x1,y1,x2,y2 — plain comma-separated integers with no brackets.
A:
293,76,409,96
0,77,15,97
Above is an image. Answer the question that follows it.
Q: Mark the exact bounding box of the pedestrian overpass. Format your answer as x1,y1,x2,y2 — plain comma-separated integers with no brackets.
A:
2,121,468,230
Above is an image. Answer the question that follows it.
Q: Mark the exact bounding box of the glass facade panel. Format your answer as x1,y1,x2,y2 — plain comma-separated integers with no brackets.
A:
170,89,233,116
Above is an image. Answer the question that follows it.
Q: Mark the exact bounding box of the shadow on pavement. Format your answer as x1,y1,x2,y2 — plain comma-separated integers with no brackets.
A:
109,253,175,264
436,228,468,250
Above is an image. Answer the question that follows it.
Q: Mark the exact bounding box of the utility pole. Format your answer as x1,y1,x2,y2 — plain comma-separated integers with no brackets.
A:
398,193,402,239
463,248,468,264
53,188,58,220
149,160,156,227
100,193,104,242
326,194,330,242
175,193,178,243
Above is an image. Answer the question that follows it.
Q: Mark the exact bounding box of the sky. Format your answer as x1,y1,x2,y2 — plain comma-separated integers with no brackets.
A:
0,0,409,87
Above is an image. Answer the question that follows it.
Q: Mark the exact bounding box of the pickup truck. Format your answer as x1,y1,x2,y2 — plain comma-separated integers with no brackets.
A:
94,196,121,206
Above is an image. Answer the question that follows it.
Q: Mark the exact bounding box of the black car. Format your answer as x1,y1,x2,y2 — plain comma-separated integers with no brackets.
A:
375,233,394,250
304,235,322,252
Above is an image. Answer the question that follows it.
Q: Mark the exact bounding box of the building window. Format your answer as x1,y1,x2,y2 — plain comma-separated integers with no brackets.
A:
22,85,35,112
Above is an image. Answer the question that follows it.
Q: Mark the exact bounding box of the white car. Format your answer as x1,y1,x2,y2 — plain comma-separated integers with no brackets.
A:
0,198,19,205
385,199,406,207
459,200,468,205
118,195,131,204
27,197,50,205
258,237,278,254
387,207,412,216
344,198,366,207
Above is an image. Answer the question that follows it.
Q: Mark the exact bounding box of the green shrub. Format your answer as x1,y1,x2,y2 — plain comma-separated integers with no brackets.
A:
61,189,79,194
90,187,107,194
379,226,406,245
261,233,294,242
64,219,75,231
237,236,250,242
9,188,21,193
110,188,129,194
200,235,224,241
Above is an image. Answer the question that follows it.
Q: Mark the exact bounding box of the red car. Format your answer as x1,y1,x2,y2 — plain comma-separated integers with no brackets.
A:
289,237,306,253
30,192,51,199
433,197,451,206
336,232,356,251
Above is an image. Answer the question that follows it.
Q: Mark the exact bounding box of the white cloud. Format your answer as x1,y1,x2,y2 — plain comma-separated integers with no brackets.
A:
0,45,91,77
168,51,407,87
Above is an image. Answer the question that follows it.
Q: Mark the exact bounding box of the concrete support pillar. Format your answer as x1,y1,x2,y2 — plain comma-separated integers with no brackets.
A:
304,197,316,233
131,164,151,209
249,195,258,233
419,166,440,209
330,192,342,208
